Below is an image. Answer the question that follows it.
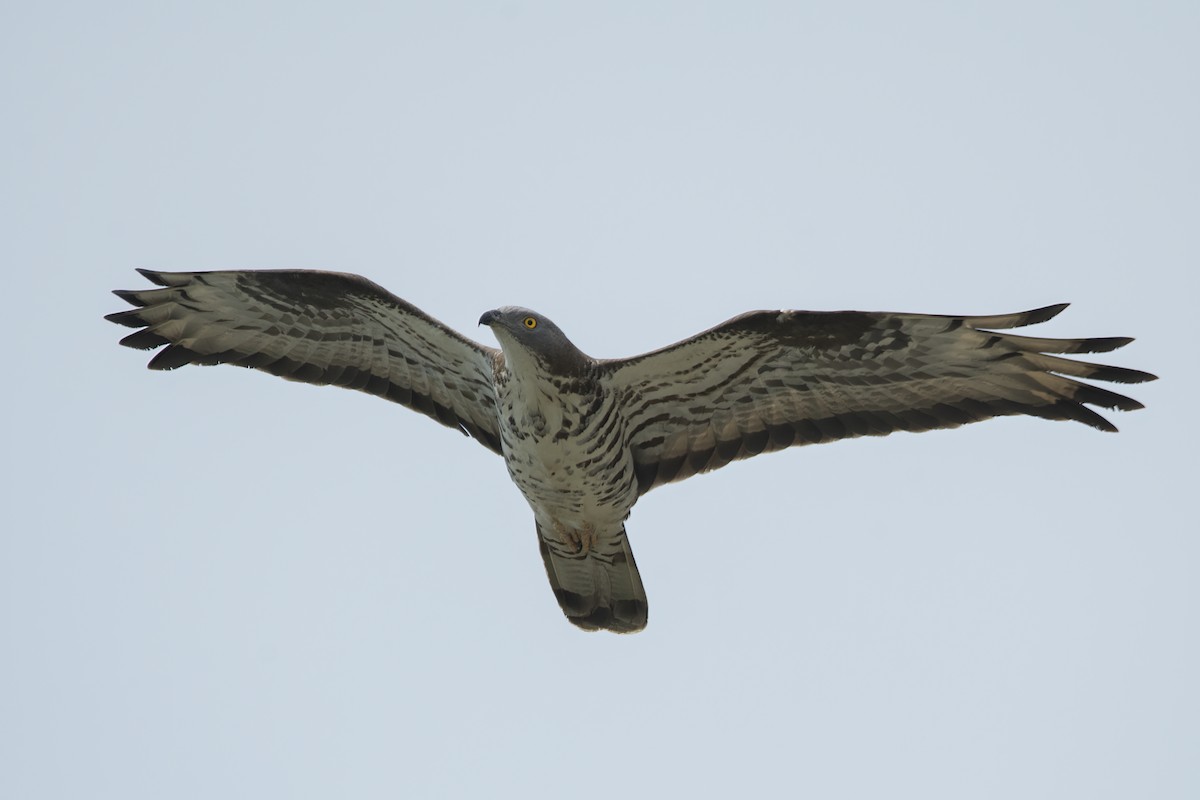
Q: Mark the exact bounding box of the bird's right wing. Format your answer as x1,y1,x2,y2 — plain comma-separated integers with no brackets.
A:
107,269,504,454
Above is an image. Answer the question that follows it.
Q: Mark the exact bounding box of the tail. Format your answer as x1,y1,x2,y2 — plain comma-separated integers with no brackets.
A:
535,521,649,633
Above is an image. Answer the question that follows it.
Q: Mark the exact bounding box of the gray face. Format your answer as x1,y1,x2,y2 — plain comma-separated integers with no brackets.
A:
478,306,590,377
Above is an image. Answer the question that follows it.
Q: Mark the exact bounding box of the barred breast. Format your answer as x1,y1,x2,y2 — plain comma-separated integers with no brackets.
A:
495,370,638,526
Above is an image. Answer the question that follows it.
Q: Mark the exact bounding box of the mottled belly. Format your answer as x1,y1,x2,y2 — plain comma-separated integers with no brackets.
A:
500,424,635,526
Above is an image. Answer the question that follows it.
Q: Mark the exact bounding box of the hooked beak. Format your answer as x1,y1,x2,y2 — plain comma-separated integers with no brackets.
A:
478,309,501,327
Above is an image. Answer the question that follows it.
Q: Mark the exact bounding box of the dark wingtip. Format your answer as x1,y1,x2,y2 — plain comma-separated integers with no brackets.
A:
968,303,1072,331
1065,401,1121,432
111,288,148,307
104,309,144,327
118,329,170,350
135,268,170,286
1086,365,1159,384
1070,381,1146,413
1026,303,1071,325
147,344,198,370
1078,336,1135,354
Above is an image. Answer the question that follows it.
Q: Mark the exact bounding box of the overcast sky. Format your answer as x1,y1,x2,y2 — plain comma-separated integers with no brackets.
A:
2,2,1196,798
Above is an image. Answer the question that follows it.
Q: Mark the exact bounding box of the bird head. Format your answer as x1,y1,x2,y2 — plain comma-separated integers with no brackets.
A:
478,306,591,377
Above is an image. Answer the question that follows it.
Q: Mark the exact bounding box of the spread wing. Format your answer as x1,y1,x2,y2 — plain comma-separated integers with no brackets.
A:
602,304,1156,495
107,269,504,453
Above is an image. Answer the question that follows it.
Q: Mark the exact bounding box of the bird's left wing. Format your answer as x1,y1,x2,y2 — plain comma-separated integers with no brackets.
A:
601,304,1156,495
107,269,504,453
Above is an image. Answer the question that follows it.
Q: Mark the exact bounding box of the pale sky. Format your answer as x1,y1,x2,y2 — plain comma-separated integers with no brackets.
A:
2,2,1196,798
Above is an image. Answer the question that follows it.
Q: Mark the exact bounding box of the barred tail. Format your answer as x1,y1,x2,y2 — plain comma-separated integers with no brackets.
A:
535,521,648,633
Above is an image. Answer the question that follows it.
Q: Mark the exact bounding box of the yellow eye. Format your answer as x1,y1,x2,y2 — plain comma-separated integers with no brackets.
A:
523,317,538,329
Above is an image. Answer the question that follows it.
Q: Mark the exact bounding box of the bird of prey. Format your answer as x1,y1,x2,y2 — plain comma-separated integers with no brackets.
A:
107,269,1155,633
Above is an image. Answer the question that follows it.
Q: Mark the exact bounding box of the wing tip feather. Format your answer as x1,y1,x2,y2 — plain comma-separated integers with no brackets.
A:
110,288,148,307
147,344,199,370
969,303,1070,330
104,308,145,327
135,268,193,287
1086,365,1158,384
1027,302,1071,325
1079,336,1135,353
